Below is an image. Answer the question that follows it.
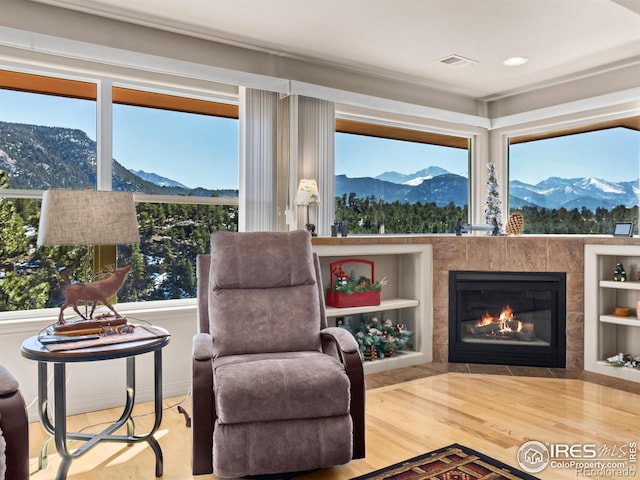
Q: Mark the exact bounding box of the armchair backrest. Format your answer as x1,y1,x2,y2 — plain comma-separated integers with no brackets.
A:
201,230,326,356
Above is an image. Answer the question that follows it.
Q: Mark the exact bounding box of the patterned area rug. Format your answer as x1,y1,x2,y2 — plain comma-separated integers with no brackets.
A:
351,444,540,480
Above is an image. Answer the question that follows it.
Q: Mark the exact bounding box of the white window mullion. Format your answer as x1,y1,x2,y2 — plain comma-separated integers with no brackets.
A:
96,78,113,191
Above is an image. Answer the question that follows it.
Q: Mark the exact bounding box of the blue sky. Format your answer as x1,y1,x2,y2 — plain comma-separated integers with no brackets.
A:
112,104,239,189
337,128,640,185
1,89,639,189
335,132,469,178
510,128,640,185
0,90,239,189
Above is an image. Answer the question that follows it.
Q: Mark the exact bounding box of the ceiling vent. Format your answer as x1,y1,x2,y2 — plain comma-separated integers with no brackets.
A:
439,54,478,67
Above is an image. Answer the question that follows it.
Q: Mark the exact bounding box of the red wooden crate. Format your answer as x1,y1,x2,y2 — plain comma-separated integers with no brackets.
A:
325,259,381,308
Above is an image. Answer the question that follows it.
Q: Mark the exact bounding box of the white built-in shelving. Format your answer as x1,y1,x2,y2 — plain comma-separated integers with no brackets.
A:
313,242,432,374
584,244,640,382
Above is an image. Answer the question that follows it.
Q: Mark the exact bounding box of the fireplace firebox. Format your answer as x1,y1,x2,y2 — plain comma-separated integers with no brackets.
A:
449,271,566,368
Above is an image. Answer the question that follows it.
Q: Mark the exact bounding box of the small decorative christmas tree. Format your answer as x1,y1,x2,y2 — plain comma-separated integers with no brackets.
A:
484,162,503,233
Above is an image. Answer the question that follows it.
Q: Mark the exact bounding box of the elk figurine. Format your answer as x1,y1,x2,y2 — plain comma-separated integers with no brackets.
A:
58,265,132,326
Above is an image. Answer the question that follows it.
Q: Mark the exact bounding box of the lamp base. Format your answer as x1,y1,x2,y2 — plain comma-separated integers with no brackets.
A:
51,315,128,335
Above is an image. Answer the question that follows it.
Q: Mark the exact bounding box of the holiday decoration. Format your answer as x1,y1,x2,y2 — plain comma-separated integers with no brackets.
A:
484,163,503,234
346,317,414,361
606,352,640,369
325,259,387,308
506,211,524,235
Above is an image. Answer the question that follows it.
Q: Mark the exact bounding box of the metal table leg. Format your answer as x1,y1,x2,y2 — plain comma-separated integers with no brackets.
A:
37,361,52,470
35,351,165,479
53,362,71,480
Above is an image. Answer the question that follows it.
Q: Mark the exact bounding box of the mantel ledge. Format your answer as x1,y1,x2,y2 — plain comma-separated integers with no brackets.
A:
313,234,640,246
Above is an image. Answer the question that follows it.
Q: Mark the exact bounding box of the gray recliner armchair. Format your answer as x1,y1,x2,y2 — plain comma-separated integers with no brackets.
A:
191,230,365,478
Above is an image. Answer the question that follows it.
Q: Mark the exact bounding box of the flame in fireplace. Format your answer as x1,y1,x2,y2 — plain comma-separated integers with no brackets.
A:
477,305,522,332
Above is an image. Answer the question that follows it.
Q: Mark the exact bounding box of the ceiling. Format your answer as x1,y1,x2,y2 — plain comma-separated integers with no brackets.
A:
33,0,640,102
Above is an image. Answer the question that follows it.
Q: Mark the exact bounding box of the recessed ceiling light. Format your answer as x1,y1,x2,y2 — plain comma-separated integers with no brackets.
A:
503,56,529,67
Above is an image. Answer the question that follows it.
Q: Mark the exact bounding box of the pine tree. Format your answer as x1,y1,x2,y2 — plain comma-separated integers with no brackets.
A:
484,163,503,231
0,170,50,310
0,170,26,259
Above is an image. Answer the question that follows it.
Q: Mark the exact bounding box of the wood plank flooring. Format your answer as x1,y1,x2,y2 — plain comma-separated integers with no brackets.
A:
27,364,640,480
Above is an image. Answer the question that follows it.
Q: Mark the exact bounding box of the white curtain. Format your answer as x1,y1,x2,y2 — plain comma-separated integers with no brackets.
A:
240,89,334,234
239,87,278,232
295,96,335,236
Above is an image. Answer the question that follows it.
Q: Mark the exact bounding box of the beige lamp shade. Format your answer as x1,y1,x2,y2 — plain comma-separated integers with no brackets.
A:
37,189,139,246
294,179,321,206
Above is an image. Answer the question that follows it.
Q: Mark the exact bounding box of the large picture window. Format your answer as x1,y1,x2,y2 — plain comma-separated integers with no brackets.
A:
0,70,239,313
335,119,470,234
508,118,640,234
111,87,239,302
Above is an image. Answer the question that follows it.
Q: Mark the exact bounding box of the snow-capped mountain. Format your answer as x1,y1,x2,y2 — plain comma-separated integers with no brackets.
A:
337,168,468,207
375,166,451,186
338,167,638,210
509,176,639,210
130,169,188,189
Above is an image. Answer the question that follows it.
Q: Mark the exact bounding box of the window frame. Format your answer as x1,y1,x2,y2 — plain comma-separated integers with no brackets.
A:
0,68,240,318
336,118,470,150
334,116,473,232
110,84,240,206
506,114,640,234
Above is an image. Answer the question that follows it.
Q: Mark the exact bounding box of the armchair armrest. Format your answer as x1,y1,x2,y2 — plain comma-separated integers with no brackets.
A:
0,365,19,396
0,365,29,480
191,333,216,475
320,327,365,459
193,332,216,361
321,326,358,354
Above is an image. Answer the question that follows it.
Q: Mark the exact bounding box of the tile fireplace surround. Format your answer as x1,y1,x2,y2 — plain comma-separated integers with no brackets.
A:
313,235,640,370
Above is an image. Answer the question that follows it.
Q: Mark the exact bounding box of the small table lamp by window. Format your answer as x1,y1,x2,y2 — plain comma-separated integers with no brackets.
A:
37,189,139,330
295,179,321,237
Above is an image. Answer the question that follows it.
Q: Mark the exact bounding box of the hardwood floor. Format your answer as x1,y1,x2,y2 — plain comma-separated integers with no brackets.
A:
28,364,640,480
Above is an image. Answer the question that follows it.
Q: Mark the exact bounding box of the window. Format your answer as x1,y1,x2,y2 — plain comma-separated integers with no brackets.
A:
0,71,98,311
335,119,470,234
0,70,239,312
508,117,640,234
111,87,239,301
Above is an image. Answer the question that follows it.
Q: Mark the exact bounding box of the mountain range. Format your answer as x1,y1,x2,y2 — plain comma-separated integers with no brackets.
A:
0,121,236,197
337,167,638,210
0,121,636,211
131,169,188,189
509,176,638,211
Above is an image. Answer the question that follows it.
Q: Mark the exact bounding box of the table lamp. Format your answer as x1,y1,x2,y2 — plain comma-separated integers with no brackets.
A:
37,189,139,331
295,179,321,236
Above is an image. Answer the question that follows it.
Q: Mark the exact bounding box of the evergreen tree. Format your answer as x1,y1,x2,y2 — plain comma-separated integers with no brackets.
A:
0,170,26,259
0,170,50,310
